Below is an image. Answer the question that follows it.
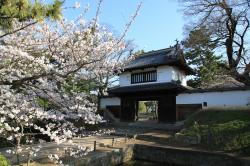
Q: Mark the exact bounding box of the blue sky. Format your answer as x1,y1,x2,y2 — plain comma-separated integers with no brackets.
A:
63,0,185,52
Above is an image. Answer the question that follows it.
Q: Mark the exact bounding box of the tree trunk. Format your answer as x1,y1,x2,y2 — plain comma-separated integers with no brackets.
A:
232,70,250,86
16,137,21,165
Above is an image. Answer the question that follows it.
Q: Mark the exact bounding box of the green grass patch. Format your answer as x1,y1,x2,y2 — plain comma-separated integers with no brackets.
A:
181,110,250,154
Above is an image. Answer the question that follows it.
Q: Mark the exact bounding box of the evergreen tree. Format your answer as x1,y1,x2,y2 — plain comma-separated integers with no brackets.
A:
183,27,226,88
179,0,250,85
133,49,145,58
0,0,63,36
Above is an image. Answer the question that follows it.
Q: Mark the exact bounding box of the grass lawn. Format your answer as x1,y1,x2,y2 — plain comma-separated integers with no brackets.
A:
180,110,250,155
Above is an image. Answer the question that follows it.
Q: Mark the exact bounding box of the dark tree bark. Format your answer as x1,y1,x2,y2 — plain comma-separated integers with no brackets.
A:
180,0,250,85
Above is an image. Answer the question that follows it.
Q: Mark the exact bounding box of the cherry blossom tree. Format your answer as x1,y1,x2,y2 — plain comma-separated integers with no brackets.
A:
0,1,141,164
87,40,135,96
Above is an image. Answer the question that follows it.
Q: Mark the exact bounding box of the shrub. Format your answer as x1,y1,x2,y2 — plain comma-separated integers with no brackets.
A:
201,120,250,151
0,155,10,166
184,110,250,127
181,110,250,154
181,120,250,153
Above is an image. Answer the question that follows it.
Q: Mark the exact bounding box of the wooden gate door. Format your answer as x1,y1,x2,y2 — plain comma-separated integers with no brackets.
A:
158,95,176,123
120,97,136,121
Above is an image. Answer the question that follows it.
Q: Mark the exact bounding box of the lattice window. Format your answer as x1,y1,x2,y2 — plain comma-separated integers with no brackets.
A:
131,70,157,84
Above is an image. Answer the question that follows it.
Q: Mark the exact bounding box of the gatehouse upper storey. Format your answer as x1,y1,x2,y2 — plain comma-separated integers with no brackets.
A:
119,47,194,87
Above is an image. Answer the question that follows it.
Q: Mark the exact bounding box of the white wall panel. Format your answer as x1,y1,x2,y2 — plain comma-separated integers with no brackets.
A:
172,67,187,86
101,90,250,110
119,66,186,87
177,90,250,109
100,97,121,109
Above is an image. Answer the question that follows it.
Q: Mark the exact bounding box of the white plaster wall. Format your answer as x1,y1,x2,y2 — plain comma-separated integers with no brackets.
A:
172,67,187,86
100,91,250,110
100,97,121,109
119,66,185,87
157,66,174,83
177,90,250,109
119,72,131,87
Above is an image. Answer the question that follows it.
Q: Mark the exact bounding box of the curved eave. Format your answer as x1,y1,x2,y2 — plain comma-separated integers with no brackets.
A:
108,82,189,95
123,62,195,75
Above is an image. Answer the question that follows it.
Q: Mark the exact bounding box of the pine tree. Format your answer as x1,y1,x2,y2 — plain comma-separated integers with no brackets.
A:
0,0,63,30
179,0,250,85
183,27,226,88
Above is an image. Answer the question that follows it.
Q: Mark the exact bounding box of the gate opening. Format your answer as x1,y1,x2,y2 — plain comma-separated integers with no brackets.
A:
136,100,158,121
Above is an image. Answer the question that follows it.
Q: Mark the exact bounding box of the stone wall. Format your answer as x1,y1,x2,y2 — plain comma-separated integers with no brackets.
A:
63,144,250,166
133,144,247,166
63,145,134,166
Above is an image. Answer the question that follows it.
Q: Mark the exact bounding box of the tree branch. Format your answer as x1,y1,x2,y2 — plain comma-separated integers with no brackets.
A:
0,21,37,38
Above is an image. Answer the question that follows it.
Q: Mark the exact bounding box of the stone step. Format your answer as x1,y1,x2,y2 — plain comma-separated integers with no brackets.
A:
136,131,174,143
111,130,174,144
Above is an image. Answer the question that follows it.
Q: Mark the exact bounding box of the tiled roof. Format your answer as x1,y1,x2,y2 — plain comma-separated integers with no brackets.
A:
200,75,245,89
124,47,194,75
108,82,189,94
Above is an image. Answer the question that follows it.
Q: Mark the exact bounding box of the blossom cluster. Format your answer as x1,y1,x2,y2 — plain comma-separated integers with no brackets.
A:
0,12,128,164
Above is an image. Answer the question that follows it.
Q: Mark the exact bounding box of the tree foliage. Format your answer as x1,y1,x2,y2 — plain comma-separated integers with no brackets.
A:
138,101,146,113
0,0,62,28
0,155,10,166
183,27,226,87
179,0,250,85
87,2,142,96
133,49,145,58
0,0,63,38
90,40,135,96
0,0,141,164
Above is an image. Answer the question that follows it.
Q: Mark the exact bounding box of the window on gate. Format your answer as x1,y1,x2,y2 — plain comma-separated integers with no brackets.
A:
131,70,157,84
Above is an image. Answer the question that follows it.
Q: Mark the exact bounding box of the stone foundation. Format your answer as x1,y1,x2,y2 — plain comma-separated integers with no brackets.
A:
62,144,249,166
133,144,248,166
63,145,134,166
